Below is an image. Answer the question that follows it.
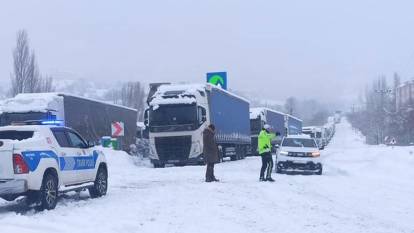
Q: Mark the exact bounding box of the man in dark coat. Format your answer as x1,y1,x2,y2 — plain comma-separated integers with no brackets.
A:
203,124,219,182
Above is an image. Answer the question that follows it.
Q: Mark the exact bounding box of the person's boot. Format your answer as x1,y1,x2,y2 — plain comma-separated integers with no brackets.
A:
259,177,266,182
266,177,275,182
212,177,220,182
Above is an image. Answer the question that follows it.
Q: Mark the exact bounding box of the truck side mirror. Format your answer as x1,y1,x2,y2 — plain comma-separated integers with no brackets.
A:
198,106,207,125
144,109,149,126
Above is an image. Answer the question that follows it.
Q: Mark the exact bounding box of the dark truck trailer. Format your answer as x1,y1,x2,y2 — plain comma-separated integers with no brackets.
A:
286,114,303,135
249,108,285,156
208,85,251,161
0,93,137,151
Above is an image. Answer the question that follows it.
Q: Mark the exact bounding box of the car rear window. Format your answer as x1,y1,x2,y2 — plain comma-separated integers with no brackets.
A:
0,130,34,141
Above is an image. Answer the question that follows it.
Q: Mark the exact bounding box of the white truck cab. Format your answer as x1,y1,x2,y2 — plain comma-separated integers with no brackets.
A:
302,126,326,148
0,121,108,210
276,134,323,175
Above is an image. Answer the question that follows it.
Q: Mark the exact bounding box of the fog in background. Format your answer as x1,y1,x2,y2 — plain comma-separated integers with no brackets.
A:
1,0,414,108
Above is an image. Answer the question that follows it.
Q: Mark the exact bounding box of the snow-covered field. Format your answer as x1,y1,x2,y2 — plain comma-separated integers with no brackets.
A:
1,120,414,233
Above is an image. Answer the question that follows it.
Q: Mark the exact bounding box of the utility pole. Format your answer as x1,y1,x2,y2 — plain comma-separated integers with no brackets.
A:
375,88,392,144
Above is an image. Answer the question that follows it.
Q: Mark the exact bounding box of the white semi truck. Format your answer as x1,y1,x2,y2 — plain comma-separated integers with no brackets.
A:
147,83,251,167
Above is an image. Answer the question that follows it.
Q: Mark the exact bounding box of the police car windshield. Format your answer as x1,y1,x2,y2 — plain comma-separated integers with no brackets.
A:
282,138,317,148
0,130,34,141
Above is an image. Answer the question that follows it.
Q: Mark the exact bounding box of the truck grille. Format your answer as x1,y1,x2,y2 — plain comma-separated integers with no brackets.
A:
155,136,191,162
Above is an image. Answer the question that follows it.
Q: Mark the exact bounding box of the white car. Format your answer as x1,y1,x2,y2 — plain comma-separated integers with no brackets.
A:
276,135,323,175
0,121,108,210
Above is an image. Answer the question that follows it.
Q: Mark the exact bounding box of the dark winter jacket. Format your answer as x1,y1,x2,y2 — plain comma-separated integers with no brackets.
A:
203,127,219,163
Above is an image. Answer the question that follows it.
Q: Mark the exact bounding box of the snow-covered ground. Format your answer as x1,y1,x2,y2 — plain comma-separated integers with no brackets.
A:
1,120,414,233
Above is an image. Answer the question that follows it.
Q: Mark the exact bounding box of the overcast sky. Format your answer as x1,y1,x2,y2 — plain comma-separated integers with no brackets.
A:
1,0,414,106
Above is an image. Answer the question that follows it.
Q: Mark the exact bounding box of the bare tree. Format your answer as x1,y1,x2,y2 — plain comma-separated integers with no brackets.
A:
120,82,146,120
37,75,55,93
10,30,31,96
284,97,297,115
105,81,146,120
10,29,54,96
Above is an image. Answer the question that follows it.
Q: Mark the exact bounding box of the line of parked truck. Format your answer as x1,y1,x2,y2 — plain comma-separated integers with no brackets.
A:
145,83,306,167
0,82,337,168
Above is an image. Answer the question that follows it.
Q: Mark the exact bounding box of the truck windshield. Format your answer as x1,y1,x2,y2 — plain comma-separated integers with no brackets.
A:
282,138,317,148
0,112,52,126
150,104,197,132
250,118,262,134
0,130,34,141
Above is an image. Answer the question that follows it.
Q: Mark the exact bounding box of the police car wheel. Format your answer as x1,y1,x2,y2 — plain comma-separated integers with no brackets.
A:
38,173,58,210
89,167,108,198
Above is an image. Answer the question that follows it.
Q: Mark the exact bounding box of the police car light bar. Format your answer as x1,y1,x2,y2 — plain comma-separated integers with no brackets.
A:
40,120,64,126
11,120,64,126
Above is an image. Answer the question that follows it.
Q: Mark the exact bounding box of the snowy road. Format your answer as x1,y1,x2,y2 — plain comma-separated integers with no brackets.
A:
1,121,413,233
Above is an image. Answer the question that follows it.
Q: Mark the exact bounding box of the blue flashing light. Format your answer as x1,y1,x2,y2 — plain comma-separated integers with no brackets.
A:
41,120,64,126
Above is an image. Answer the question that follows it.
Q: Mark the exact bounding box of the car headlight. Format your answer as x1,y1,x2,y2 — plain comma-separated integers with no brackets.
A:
311,152,320,157
279,151,288,155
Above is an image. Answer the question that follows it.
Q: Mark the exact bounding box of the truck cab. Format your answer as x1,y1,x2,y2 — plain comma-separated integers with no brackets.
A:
147,83,250,167
302,126,325,148
249,108,285,155
148,84,209,167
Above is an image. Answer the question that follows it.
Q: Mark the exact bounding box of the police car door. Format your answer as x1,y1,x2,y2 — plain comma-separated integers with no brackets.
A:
66,130,96,182
51,128,79,185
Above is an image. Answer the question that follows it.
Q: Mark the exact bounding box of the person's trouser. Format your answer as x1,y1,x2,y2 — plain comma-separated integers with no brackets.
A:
206,162,215,181
260,152,273,179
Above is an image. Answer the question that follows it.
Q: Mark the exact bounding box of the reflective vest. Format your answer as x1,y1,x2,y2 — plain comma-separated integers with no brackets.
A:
258,129,276,155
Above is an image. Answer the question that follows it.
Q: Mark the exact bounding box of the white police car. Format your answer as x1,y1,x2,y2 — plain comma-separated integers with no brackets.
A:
276,135,323,175
0,121,108,210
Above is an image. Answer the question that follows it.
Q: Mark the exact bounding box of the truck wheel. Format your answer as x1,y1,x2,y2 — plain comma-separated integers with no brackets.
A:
37,173,58,210
89,166,108,198
153,162,165,168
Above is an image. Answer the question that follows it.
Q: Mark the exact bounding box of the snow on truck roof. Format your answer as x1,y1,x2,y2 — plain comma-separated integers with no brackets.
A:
149,83,250,107
250,107,302,122
1,92,137,113
286,114,302,122
249,107,286,119
1,93,62,113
